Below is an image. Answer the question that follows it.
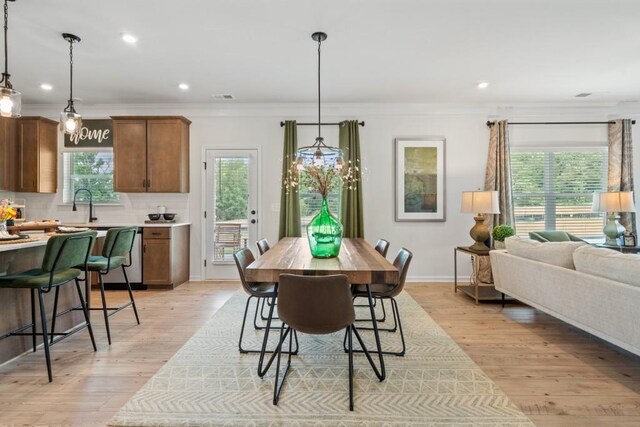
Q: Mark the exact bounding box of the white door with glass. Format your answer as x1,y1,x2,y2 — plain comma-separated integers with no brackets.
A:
204,149,259,279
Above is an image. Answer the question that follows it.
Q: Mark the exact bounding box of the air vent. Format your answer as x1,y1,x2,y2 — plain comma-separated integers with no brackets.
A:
575,93,592,98
212,94,235,100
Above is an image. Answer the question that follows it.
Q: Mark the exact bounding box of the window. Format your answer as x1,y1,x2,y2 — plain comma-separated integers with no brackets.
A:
62,151,119,203
511,148,607,238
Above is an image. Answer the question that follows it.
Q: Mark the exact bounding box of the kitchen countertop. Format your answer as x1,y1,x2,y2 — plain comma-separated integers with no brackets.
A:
61,222,191,228
0,230,108,253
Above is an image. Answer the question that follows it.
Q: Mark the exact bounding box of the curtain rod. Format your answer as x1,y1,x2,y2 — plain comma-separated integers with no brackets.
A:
486,120,636,127
280,121,365,127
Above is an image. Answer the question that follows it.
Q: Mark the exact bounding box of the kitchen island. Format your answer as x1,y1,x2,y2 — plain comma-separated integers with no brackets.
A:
0,231,106,364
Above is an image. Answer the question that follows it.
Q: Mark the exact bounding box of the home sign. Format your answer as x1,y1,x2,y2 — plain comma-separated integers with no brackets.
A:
63,119,113,148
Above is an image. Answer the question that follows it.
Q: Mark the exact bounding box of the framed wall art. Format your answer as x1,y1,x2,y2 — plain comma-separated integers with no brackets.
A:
395,137,446,221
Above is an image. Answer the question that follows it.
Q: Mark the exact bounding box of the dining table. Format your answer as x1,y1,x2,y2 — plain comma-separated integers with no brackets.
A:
246,237,399,381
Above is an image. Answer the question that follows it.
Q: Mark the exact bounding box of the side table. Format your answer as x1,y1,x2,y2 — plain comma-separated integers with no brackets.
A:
454,246,505,304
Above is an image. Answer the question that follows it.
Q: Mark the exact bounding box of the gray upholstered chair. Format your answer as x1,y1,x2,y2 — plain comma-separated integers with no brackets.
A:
374,239,390,258
529,231,586,243
273,273,376,411
256,239,271,255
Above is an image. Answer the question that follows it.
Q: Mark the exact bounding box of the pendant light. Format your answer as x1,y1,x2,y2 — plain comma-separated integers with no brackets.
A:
0,0,20,118
60,33,82,135
295,32,343,170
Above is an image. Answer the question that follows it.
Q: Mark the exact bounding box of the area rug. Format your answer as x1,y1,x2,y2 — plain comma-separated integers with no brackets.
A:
110,291,533,426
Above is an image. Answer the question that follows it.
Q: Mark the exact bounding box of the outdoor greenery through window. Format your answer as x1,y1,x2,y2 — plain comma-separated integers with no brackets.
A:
62,151,119,203
214,157,249,262
511,149,607,238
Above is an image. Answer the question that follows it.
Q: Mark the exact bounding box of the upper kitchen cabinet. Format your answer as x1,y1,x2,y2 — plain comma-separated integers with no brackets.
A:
16,117,58,193
0,117,17,190
111,116,191,193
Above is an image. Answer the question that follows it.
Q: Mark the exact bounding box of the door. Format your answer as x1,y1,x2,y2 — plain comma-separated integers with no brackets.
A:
113,119,147,192
204,149,259,279
143,237,171,285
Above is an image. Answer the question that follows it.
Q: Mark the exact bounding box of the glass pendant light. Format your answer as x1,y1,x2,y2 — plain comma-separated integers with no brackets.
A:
295,32,343,169
60,33,82,135
0,0,21,118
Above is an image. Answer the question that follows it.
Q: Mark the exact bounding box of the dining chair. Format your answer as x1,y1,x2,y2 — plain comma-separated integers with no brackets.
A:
256,239,271,255
272,274,379,411
0,231,98,382
355,238,390,317
65,226,139,345
351,247,413,356
234,248,296,355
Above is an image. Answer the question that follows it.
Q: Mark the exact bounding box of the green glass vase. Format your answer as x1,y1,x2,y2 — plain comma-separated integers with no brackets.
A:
307,196,343,258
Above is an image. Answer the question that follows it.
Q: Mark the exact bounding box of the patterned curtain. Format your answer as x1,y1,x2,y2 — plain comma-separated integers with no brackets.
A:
608,119,637,235
278,121,301,239
484,120,515,229
339,120,364,238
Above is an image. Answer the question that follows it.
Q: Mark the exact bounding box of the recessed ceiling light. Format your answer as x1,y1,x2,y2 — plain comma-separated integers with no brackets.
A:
121,33,137,44
477,81,489,89
40,83,53,91
178,83,189,90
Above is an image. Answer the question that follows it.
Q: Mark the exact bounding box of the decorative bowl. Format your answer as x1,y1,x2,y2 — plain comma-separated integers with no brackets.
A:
163,213,176,220
148,213,161,221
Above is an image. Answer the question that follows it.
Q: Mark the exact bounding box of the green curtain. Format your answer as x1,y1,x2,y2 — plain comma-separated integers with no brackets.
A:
339,120,364,238
278,120,301,239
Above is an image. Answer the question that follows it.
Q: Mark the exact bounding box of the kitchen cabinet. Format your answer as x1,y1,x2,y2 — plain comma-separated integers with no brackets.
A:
112,116,190,193
0,117,17,190
0,116,57,192
142,225,190,288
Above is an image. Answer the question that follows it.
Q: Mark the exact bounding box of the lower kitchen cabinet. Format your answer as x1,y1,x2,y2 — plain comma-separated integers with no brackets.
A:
142,225,190,288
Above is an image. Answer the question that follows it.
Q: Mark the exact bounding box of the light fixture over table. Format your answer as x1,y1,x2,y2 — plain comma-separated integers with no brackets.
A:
0,0,20,118
295,32,344,171
460,190,500,251
60,33,82,135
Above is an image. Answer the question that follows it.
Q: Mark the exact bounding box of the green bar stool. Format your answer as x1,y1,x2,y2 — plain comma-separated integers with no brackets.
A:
0,231,98,382
76,226,140,345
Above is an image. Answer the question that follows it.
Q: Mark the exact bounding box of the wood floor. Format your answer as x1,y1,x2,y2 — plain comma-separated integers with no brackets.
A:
0,281,639,426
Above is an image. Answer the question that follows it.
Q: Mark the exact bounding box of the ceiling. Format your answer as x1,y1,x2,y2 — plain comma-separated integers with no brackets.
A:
8,0,640,106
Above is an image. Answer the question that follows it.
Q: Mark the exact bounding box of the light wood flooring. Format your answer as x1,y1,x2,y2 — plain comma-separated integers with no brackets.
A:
0,281,639,426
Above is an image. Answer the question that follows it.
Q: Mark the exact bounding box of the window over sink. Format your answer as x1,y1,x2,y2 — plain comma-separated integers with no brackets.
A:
62,151,119,203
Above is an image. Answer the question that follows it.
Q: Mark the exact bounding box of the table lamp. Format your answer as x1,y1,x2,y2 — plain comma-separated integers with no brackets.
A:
592,191,636,245
460,190,500,251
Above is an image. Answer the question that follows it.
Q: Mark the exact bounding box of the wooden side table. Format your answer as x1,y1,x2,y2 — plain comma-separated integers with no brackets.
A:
454,246,505,304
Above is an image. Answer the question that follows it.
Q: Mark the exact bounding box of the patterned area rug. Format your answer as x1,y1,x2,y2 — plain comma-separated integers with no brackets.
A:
110,291,533,426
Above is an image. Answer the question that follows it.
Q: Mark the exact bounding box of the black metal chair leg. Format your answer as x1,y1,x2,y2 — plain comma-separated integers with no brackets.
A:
354,296,388,323
391,298,406,356
239,296,254,353
49,286,60,344
37,289,53,382
30,289,36,352
273,326,292,405
122,265,140,324
258,293,279,378
97,274,112,345
362,286,385,381
348,325,354,411
75,279,97,352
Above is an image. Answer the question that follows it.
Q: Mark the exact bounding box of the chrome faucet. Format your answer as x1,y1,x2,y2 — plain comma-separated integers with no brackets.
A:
72,188,97,223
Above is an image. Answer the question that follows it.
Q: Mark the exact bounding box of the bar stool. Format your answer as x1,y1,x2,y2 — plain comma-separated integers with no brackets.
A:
69,226,140,345
0,231,98,382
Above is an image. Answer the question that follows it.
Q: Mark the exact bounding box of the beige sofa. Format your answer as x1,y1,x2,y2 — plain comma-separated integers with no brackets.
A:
490,236,640,356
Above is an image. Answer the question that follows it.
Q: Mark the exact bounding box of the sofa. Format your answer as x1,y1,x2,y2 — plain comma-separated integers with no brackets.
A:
490,236,640,356
528,230,586,243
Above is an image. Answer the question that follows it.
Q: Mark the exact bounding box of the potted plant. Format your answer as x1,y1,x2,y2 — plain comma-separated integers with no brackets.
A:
492,224,515,249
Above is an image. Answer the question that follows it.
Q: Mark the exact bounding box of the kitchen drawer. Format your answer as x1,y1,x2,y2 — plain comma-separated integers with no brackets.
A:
143,227,171,239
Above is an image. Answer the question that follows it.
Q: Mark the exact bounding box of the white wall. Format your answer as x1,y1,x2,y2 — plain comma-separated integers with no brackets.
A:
16,103,640,282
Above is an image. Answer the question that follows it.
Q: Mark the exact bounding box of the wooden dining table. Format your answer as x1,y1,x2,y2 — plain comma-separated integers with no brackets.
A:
245,237,399,285
247,237,396,382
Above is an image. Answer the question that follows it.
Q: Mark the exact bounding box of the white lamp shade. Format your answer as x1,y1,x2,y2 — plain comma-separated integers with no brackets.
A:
592,191,636,213
461,190,500,214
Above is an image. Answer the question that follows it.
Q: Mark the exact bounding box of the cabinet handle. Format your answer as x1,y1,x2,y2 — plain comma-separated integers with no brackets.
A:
142,179,146,188
147,179,151,188
151,232,161,236
143,244,146,253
